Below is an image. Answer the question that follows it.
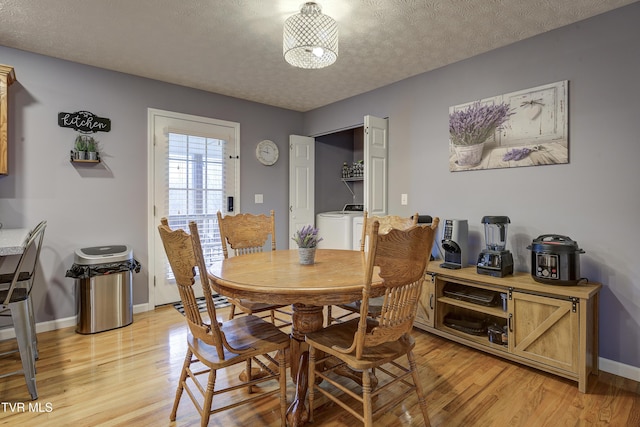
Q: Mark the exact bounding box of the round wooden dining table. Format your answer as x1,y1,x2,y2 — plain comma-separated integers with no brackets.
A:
207,248,382,426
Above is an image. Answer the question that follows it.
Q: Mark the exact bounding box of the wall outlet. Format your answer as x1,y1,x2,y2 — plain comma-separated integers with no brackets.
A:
255,194,263,204
401,193,408,205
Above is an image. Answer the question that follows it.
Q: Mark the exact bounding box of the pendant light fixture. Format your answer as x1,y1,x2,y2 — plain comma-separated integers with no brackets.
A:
283,2,338,69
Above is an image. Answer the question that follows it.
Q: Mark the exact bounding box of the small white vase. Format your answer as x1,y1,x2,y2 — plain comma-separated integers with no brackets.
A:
298,247,316,265
454,142,485,167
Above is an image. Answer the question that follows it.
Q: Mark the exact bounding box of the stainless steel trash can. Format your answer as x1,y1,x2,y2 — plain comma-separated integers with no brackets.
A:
69,245,137,334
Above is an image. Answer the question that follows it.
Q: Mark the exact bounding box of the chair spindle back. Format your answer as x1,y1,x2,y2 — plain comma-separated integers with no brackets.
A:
348,218,440,359
217,210,276,258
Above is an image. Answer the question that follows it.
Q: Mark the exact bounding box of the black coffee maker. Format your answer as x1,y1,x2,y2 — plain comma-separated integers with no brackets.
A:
477,216,514,277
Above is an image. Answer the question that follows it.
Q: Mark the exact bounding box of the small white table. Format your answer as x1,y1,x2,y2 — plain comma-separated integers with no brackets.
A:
0,228,30,256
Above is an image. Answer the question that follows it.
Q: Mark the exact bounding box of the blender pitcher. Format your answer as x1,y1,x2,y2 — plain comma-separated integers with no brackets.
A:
482,216,510,251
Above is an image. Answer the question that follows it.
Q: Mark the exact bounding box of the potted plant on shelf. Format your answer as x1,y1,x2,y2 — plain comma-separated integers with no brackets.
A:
292,225,323,265
86,137,99,161
74,134,87,160
449,101,513,167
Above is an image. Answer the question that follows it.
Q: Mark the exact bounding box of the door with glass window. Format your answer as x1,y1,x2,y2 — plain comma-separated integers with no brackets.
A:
150,109,239,306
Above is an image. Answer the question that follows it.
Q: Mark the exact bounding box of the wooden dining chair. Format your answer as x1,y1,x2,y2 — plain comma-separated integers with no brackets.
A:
158,219,290,427
217,210,292,328
306,218,439,427
327,211,419,325
0,220,47,400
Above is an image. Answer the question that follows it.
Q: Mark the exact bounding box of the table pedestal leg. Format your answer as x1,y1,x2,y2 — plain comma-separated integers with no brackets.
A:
286,303,324,427
286,352,309,427
288,303,324,378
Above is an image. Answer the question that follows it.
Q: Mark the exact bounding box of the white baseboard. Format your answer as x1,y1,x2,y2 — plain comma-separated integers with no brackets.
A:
0,303,150,340
132,303,152,314
599,357,640,382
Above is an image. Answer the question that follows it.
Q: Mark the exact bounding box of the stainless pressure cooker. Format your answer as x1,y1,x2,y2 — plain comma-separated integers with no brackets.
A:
527,234,585,285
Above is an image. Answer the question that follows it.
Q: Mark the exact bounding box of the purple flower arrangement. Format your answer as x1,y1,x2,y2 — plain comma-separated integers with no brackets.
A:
449,101,513,146
292,225,323,248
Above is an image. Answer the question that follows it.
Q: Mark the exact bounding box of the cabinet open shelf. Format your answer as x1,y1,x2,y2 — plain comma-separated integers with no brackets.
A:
438,297,508,318
439,323,509,351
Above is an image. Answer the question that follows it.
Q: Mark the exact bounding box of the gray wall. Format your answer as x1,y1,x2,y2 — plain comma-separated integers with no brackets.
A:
0,48,302,323
1,3,638,371
304,4,640,368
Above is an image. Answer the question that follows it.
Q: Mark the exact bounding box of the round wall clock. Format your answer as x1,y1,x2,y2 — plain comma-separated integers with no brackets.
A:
256,139,279,166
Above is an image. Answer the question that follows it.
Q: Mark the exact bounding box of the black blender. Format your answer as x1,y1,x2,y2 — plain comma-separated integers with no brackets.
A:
477,216,514,277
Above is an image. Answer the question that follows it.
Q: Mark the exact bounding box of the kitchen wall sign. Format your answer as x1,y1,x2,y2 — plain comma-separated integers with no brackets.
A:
58,110,111,133
449,80,568,172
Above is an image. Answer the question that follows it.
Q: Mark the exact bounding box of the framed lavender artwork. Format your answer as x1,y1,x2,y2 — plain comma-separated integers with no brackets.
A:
449,80,568,171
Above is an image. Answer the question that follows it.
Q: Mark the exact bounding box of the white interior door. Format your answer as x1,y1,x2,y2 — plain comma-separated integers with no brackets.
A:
288,135,315,248
149,109,240,306
364,115,388,216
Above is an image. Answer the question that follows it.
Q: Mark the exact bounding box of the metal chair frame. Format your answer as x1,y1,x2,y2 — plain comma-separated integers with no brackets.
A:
0,220,47,400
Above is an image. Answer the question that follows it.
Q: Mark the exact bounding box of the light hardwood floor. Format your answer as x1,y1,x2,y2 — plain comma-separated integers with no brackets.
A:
0,305,638,426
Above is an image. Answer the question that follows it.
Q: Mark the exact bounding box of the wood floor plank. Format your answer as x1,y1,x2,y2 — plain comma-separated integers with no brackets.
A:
0,305,637,426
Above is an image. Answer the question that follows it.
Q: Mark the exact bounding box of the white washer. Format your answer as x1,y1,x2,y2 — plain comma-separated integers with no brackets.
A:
316,205,363,250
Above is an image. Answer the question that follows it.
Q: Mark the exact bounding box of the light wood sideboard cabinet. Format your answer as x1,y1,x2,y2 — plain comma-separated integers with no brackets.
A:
0,65,16,175
415,261,601,393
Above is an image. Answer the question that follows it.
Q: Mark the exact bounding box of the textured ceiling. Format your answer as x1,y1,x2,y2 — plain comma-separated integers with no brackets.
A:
0,0,636,112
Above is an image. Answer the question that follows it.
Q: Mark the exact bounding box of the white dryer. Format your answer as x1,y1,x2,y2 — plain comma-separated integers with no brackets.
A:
316,204,364,250
352,215,364,250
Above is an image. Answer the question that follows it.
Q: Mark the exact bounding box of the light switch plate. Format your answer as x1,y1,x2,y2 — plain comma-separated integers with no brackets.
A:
401,194,408,205
255,194,263,204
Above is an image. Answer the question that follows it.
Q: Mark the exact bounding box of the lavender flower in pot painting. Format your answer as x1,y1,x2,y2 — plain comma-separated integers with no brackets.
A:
449,101,513,167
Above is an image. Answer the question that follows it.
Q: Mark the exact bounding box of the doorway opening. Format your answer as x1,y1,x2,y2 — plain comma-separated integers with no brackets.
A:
314,126,364,214
148,109,240,306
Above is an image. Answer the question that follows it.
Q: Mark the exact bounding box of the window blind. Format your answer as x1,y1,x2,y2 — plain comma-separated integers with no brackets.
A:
163,132,227,279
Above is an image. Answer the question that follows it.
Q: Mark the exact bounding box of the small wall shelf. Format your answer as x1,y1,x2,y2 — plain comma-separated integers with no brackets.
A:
71,159,101,164
70,151,101,164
